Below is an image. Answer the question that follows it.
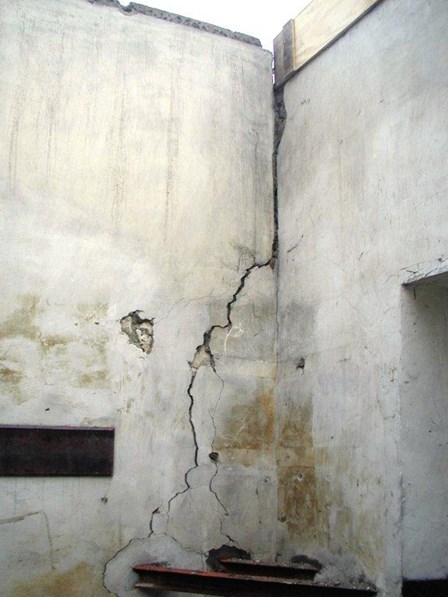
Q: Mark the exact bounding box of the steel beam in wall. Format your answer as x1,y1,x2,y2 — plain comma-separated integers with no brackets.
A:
0,425,114,476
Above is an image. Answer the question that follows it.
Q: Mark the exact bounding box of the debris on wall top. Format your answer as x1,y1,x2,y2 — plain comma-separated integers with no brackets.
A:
89,0,262,46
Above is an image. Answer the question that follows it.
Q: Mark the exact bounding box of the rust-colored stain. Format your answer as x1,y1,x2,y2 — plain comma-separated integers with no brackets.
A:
277,398,320,544
215,389,274,451
278,399,313,449
12,562,101,597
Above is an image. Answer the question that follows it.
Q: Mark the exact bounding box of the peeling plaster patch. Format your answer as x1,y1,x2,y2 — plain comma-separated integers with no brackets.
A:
120,311,154,354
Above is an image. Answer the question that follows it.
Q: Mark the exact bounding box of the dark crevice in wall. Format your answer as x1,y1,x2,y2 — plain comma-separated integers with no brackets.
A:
272,86,287,265
207,545,251,571
191,257,275,379
88,0,261,46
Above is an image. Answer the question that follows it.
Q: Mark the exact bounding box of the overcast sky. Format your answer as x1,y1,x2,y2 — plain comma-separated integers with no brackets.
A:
118,1,312,50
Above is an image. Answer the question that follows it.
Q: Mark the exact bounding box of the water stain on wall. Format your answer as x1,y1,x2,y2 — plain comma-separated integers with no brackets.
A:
278,464,318,541
278,399,313,448
40,336,70,350
77,369,108,387
12,562,100,597
0,363,25,405
0,295,41,341
0,366,22,384
277,397,319,545
215,389,275,452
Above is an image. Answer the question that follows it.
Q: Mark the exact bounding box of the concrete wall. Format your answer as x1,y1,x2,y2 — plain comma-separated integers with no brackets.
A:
276,0,448,594
0,1,275,595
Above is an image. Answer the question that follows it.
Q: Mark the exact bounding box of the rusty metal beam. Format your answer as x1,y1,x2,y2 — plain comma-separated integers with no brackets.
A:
134,564,376,596
0,425,114,476
219,557,319,580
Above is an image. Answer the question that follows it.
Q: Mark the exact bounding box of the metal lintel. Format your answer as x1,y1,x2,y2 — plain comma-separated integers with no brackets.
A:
219,557,318,580
0,425,115,477
133,564,377,596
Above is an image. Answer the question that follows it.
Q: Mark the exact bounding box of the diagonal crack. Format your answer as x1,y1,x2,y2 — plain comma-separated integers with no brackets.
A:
188,371,199,467
161,86,284,528
164,257,274,524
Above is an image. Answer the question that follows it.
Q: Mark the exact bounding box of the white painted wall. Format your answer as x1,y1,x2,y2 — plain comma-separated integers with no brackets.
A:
0,1,275,595
276,0,448,594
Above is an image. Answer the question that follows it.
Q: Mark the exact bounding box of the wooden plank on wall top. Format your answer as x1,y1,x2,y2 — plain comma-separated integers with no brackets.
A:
273,20,295,86
0,425,115,476
274,0,383,86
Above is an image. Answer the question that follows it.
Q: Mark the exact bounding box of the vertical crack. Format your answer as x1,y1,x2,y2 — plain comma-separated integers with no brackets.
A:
272,86,286,265
148,505,161,536
187,371,199,468
106,83,282,581
172,91,284,512
165,258,274,522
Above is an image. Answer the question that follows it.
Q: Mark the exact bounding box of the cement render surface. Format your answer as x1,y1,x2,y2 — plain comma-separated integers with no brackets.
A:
0,0,274,595
277,0,448,594
1,0,448,595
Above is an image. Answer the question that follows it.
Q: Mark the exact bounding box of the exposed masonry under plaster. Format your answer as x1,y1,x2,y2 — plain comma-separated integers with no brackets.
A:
120,311,154,354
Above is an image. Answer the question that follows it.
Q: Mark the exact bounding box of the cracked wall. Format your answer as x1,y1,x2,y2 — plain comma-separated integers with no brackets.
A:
0,1,274,595
276,0,448,595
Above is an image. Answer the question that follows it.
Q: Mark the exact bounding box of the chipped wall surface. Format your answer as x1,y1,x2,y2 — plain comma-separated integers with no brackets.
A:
0,0,274,595
276,0,448,595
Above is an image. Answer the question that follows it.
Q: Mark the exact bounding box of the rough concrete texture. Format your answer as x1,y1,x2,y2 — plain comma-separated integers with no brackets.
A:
277,0,448,595
90,0,262,47
0,0,274,595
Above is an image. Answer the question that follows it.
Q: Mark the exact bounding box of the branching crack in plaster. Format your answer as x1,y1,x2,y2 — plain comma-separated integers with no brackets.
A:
105,64,285,592
162,257,277,545
104,261,275,591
